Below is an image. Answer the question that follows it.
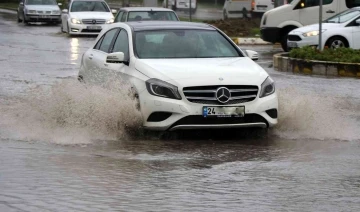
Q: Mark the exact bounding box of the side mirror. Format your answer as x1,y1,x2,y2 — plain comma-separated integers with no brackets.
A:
62,9,68,13
245,50,259,61
106,52,125,63
356,19,360,25
20,2,24,5
111,9,117,14
58,3,62,6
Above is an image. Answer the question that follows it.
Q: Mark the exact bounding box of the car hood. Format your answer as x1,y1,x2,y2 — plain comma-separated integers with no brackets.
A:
290,23,342,34
135,57,269,87
70,12,114,19
25,5,60,11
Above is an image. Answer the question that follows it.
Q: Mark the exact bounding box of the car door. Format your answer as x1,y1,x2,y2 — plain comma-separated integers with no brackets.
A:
351,17,360,49
298,0,337,26
83,28,119,84
105,29,131,83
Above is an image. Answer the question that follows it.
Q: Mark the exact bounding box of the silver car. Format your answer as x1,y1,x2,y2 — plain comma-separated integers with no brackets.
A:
17,0,62,25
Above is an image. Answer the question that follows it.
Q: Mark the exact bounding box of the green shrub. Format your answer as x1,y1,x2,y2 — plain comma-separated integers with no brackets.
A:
289,46,360,63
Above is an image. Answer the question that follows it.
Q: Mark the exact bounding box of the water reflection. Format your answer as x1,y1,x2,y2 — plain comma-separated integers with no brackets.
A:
70,38,79,64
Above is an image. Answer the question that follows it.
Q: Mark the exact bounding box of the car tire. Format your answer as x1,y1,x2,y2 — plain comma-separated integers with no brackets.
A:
326,36,348,49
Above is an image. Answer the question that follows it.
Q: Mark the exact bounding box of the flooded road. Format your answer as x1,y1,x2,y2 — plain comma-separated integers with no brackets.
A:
1,9,360,212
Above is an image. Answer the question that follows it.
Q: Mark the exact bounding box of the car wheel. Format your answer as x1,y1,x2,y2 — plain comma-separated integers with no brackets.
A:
327,37,347,49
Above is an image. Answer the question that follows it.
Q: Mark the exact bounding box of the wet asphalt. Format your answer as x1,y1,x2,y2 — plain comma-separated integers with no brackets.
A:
1,9,360,212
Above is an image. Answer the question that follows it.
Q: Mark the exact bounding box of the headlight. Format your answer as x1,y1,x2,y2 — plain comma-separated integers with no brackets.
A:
145,78,182,100
259,77,275,98
106,18,114,24
302,29,326,37
27,10,36,14
71,18,81,24
52,10,60,15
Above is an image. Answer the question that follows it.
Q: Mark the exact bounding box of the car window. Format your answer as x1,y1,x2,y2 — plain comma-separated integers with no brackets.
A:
112,30,129,60
127,11,178,21
115,11,124,22
346,0,360,8
297,0,333,8
134,29,241,59
325,9,360,23
99,28,119,53
26,0,57,5
121,12,128,22
70,1,110,12
94,35,105,50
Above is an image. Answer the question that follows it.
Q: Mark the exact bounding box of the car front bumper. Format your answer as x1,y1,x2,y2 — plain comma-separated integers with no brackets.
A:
139,90,278,131
68,22,107,35
25,14,60,22
287,33,319,49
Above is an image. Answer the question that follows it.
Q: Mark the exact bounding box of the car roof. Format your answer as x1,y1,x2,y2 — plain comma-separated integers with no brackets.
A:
118,21,215,31
119,7,176,12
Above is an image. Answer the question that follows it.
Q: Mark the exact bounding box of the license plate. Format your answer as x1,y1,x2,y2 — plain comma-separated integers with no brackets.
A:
40,15,49,18
288,42,298,48
86,26,102,30
203,106,245,118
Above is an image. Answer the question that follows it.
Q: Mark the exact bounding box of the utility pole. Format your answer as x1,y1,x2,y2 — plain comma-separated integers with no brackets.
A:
165,0,168,8
319,0,323,50
189,0,192,21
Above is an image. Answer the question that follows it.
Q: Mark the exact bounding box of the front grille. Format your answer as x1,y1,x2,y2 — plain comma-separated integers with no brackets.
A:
288,35,302,41
81,29,102,33
37,11,43,14
183,85,258,105
45,11,51,14
82,19,106,24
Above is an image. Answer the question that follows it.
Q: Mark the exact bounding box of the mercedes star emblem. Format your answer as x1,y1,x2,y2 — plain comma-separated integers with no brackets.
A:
219,77,223,81
92,20,96,24
216,87,231,103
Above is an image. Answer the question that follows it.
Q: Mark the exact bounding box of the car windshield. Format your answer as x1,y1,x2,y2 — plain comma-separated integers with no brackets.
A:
26,0,57,5
70,1,109,12
324,9,360,23
135,29,242,59
127,11,178,21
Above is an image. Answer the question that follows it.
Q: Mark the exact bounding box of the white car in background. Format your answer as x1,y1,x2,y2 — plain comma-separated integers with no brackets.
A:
60,0,116,35
163,0,197,14
287,7,360,50
251,0,274,18
223,0,252,20
78,22,278,131
17,0,62,24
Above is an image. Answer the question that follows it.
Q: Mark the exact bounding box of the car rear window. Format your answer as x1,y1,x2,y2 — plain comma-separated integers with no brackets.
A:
127,11,178,22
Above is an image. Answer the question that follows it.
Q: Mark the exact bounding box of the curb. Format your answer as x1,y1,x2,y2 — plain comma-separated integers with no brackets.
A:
231,37,272,45
0,7,17,11
274,53,360,78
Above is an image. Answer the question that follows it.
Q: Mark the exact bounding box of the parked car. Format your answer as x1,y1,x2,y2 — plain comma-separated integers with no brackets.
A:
114,7,179,22
223,0,252,20
60,0,116,35
78,21,278,131
261,0,360,51
17,0,62,24
251,0,275,18
163,0,197,14
288,7,360,50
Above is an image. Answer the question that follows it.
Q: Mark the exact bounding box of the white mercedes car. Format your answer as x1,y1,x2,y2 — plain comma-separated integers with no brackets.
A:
78,22,278,131
288,7,360,50
60,0,116,35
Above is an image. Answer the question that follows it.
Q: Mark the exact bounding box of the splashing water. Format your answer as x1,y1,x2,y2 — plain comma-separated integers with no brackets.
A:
0,81,359,144
272,88,360,141
0,80,142,144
